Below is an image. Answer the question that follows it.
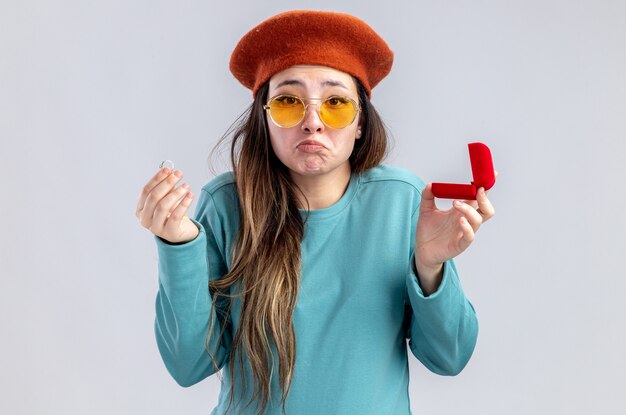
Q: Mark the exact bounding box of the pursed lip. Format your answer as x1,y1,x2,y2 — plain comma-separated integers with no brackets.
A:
297,139,326,148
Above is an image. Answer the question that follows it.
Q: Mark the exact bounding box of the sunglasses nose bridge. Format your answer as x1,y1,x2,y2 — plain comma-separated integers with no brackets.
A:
301,97,322,112
300,101,324,128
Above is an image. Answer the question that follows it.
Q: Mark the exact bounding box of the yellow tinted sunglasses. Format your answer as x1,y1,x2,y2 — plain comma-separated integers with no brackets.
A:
264,94,361,129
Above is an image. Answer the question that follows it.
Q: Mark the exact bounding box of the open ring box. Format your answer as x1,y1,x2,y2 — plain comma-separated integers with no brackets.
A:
431,142,496,200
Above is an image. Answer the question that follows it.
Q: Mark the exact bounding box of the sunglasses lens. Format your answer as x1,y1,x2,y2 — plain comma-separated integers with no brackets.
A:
320,97,357,129
267,95,358,129
268,96,305,127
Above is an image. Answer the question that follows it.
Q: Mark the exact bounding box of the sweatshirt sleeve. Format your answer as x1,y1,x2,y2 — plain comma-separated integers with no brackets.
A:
405,256,478,375
153,189,232,387
403,192,479,376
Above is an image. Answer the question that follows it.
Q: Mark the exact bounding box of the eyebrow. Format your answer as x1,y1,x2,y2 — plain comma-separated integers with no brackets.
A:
274,79,350,91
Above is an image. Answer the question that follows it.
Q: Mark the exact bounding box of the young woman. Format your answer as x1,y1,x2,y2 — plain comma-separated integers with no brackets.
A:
136,10,495,415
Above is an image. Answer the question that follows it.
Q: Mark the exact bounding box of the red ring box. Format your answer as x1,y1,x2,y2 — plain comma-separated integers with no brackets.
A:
431,142,496,200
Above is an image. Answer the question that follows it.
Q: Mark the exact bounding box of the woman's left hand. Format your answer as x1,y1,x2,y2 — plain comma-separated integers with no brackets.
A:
414,173,497,286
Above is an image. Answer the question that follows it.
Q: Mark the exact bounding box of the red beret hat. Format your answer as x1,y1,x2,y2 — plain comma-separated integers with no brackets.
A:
229,10,394,99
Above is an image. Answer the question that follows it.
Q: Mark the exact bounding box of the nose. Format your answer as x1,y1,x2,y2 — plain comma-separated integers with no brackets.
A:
301,102,324,133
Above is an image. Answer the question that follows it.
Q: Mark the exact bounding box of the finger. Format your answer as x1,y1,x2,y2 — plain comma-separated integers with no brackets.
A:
165,190,194,226
150,183,191,232
463,174,497,210
458,216,475,248
420,183,439,211
140,170,183,227
463,198,479,209
136,167,173,218
139,170,184,228
475,187,495,220
453,200,483,232
167,183,192,217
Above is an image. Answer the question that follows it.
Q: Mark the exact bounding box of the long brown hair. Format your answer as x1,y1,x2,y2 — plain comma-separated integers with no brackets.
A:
205,77,389,415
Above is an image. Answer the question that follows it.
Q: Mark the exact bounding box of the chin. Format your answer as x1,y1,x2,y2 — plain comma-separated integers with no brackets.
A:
296,165,326,176
279,154,350,178
297,160,349,178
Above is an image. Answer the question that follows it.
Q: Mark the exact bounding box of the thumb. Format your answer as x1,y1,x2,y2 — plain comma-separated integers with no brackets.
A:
420,183,438,211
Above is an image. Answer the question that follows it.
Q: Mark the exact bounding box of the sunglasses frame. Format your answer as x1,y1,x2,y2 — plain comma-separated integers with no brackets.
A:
263,94,361,129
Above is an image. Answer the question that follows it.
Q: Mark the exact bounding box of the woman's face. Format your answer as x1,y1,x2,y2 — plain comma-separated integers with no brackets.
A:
266,65,362,179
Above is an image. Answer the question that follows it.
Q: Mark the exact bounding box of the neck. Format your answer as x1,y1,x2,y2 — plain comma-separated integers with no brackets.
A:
290,163,352,210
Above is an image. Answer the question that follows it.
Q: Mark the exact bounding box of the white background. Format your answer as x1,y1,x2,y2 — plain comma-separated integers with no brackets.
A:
1,1,625,414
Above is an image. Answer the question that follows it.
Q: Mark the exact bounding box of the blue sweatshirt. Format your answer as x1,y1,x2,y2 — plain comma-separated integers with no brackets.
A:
154,165,478,415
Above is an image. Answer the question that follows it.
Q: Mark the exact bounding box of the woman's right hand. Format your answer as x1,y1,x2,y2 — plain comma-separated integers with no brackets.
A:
135,167,199,244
